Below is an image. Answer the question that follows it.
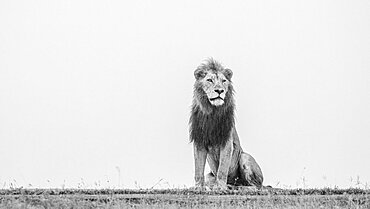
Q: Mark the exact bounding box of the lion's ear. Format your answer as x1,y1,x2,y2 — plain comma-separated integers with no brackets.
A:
194,68,206,80
224,68,233,80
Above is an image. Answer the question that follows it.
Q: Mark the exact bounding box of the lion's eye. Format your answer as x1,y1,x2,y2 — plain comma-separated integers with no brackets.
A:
206,79,213,83
222,79,227,83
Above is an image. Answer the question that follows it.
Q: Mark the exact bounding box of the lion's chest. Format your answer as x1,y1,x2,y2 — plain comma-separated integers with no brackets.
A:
190,108,234,149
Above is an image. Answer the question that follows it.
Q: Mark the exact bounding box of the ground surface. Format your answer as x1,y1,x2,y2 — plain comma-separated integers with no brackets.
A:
0,188,369,208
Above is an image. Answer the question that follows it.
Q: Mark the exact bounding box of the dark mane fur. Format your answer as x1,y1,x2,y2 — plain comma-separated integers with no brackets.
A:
189,59,235,150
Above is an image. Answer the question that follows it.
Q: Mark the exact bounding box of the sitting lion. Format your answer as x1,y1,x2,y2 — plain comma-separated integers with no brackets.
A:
189,58,263,190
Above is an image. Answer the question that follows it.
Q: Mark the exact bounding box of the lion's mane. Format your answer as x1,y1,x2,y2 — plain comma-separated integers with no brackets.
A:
189,59,235,150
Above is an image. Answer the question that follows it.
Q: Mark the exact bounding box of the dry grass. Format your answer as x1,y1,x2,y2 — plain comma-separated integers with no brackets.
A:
0,188,369,208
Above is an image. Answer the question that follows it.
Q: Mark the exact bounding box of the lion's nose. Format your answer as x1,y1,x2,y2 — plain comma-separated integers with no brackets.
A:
214,89,224,94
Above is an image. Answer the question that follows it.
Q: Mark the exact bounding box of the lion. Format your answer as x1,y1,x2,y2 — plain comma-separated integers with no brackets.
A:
189,58,263,190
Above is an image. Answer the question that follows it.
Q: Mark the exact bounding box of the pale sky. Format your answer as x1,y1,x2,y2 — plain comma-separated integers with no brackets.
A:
0,0,369,189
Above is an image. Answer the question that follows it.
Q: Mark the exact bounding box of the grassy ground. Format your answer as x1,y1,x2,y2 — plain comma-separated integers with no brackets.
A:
0,188,369,208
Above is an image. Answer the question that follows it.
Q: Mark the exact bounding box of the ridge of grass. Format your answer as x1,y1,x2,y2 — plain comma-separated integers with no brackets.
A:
1,188,370,208
0,187,369,196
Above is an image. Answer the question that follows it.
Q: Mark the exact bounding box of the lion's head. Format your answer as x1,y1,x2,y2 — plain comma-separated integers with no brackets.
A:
190,58,235,149
193,59,234,113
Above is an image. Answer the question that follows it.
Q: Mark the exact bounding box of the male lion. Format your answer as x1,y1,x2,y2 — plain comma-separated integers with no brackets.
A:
190,59,263,190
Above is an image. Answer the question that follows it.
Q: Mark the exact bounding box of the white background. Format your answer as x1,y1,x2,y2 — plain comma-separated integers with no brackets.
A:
1,0,369,189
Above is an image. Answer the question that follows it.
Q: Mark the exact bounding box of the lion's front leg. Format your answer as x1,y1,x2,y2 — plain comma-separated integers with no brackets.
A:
215,139,233,189
193,144,207,188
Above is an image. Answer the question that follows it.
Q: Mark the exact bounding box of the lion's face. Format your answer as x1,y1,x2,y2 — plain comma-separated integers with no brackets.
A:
199,72,230,106
194,60,233,108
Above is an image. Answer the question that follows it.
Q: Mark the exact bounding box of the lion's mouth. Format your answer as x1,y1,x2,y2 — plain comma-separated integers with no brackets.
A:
209,96,224,101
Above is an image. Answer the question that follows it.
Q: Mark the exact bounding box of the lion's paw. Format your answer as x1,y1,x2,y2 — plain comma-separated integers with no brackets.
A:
211,182,228,191
189,185,211,191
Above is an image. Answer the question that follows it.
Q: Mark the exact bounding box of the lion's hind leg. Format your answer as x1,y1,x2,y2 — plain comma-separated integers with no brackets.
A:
238,152,263,188
205,172,216,187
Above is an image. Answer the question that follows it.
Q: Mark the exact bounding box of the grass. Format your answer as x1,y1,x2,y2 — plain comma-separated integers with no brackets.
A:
0,188,369,208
